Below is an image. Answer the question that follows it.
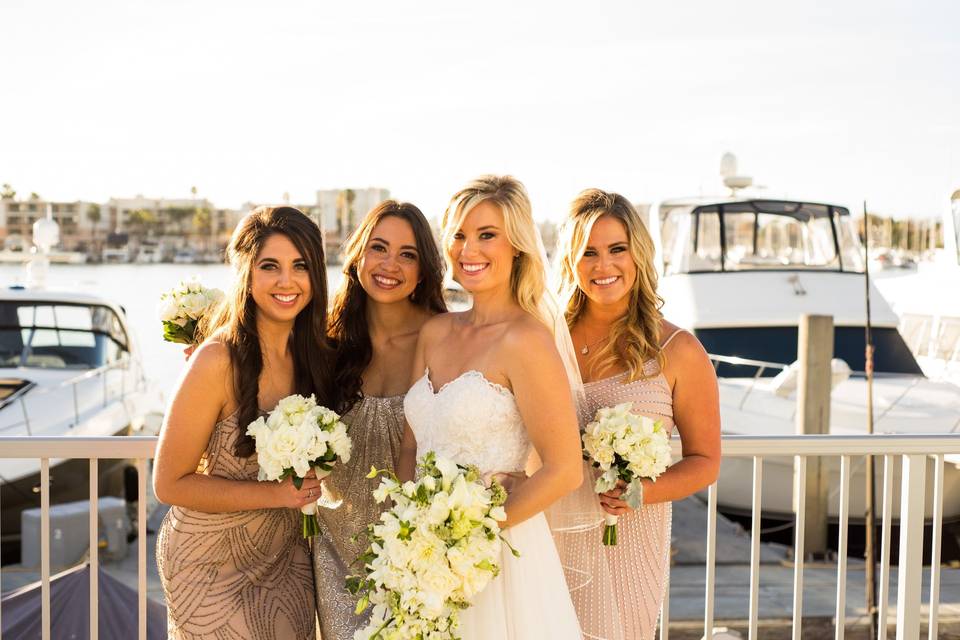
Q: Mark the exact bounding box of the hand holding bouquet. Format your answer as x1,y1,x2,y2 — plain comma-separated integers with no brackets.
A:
582,402,672,545
246,394,352,538
347,452,516,640
158,276,224,345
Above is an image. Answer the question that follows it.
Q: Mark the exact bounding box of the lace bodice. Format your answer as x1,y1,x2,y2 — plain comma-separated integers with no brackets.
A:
404,370,532,474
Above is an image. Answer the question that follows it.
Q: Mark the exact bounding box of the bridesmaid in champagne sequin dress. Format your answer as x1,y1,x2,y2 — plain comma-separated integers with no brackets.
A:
552,190,721,639
154,207,335,640
313,200,446,639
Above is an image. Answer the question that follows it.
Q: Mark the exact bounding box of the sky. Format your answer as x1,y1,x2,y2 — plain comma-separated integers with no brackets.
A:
2,0,958,221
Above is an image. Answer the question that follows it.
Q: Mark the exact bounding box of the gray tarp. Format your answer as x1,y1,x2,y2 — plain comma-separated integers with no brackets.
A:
1,563,167,639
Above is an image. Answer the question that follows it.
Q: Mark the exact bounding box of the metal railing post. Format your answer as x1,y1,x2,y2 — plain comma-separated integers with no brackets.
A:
895,454,926,640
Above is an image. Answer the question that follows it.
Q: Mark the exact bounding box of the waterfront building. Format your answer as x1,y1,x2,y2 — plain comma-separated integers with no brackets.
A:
0,195,105,253
315,187,391,251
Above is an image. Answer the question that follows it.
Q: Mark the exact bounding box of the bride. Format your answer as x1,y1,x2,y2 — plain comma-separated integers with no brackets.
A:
398,175,584,639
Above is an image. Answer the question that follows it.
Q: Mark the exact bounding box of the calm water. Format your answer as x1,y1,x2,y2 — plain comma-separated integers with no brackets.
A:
0,263,346,402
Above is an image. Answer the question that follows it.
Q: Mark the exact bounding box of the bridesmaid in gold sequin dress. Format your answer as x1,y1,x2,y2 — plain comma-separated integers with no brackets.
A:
553,190,722,640
154,207,335,640
314,200,446,639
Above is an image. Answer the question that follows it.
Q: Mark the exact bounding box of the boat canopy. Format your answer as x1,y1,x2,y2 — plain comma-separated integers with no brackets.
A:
658,199,865,276
0,301,129,370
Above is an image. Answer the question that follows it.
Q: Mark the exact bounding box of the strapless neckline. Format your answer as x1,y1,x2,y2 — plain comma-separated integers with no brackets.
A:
421,368,514,398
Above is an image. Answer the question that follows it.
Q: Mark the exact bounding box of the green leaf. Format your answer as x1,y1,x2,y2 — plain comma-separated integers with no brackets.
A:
292,475,303,490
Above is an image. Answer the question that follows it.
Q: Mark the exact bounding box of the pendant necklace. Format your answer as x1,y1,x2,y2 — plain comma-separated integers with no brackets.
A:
579,334,610,355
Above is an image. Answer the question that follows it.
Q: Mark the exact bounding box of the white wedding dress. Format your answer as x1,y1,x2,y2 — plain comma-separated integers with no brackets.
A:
404,370,583,640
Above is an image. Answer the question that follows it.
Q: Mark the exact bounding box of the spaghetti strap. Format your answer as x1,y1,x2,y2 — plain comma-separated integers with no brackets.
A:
661,328,683,349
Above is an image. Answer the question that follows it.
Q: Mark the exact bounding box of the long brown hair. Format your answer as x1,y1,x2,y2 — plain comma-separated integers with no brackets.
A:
202,206,334,456
556,189,664,381
328,200,446,412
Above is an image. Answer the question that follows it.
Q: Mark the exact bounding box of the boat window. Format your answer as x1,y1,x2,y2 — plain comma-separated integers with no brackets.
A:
660,200,866,274
661,205,723,274
0,303,129,369
694,326,923,377
722,203,838,270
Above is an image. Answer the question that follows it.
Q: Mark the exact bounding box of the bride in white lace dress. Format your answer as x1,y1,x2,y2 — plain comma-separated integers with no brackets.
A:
399,175,584,639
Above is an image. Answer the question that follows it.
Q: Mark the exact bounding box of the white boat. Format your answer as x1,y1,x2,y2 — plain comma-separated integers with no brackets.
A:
172,248,196,264
0,217,163,558
102,248,131,264
134,242,165,264
647,195,960,524
874,190,960,386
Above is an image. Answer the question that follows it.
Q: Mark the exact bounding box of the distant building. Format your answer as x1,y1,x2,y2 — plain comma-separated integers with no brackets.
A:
315,188,390,248
104,196,241,250
0,196,105,252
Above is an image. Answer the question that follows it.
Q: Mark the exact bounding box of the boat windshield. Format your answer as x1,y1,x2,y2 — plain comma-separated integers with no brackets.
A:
0,302,129,370
660,200,865,275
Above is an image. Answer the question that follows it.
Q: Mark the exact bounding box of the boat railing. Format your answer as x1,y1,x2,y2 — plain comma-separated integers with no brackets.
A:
0,358,147,435
707,353,789,409
0,434,956,639
900,313,960,368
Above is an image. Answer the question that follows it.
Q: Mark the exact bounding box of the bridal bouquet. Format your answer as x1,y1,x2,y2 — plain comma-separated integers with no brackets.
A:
582,402,672,545
158,276,224,345
246,394,352,538
347,452,515,640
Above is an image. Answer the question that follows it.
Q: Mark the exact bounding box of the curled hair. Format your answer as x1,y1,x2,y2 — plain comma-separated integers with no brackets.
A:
328,200,446,413
442,175,552,329
556,189,664,381
200,206,335,456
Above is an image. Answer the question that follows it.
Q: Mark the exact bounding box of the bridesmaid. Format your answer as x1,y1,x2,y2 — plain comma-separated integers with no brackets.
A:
314,200,447,639
554,189,721,640
154,206,333,640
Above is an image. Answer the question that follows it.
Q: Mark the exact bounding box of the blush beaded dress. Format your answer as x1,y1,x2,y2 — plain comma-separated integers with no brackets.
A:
156,410,316,640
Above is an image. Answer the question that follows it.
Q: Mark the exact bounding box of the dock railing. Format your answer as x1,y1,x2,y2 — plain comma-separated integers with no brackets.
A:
0,433,957,640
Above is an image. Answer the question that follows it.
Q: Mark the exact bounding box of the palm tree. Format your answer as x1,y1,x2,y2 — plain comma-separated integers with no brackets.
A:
87,203,102,259
1,184,15,199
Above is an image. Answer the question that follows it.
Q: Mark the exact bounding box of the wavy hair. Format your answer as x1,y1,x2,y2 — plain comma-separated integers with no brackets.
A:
556,188,664,381
442,175,553,329
200,206,334,456
328,200,446,413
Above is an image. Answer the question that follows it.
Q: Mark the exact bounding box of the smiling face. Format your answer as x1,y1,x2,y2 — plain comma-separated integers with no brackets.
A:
446,200,516,295
250,232,313,324
357,215,421,304
575,214,637,310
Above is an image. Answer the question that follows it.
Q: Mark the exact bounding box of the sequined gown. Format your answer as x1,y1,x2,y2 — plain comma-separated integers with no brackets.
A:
156,411,316,640
557,353,675,640
312,395,406,640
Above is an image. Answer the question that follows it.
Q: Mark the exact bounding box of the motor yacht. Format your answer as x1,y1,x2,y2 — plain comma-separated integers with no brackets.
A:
647,196,960,526
0,217,163,560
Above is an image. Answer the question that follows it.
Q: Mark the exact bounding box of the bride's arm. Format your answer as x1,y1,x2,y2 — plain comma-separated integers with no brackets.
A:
397,314,438,482
500,323,583,528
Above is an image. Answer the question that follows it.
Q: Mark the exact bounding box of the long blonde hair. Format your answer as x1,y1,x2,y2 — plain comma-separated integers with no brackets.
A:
556,188,664,381
442,175,553,330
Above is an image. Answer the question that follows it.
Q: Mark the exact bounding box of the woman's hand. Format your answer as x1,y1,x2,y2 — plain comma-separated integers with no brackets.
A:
486,471,527,495
598,479,633,516
273,474,323,510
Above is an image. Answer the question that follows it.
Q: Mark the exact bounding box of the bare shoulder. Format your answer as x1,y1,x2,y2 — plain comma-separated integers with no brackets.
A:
502,314,555,352
418,311,459,343
660,320,712,377
188,339,232,381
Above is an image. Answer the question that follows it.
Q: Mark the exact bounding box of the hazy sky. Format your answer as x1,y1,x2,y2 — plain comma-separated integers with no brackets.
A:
3,0,958,221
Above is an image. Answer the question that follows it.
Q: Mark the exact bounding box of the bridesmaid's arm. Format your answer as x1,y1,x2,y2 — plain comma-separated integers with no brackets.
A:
153,341,321,512
599,331,721,514
500,322,583,528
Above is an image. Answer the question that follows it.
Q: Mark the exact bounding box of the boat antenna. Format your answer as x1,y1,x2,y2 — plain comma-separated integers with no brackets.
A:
862,200,879,638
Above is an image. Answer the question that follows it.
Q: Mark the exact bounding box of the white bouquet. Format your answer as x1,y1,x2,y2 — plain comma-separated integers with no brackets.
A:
158,276,224,345
347,451,516,640
246,394,352,538
582,402,672,545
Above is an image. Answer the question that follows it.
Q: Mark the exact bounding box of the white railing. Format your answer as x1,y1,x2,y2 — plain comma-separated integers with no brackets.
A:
0,433,957,640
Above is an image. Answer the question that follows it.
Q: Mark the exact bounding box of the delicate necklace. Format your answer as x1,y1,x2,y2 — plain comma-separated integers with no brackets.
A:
578,333,610,355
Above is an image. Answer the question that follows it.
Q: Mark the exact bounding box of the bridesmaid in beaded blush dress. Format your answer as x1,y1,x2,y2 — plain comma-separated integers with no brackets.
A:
552,189,721,640
154,207,334,640
313,201,446,639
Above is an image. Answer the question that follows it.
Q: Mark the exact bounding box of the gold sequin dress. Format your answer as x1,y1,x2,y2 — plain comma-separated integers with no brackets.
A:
156,411,316,640
312,395,406,640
